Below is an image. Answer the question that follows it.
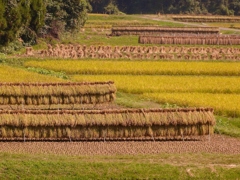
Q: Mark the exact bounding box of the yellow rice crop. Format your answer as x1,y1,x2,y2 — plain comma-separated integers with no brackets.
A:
23,60,240,117
72,75,240,94
72,75,240,117
24,60,240,76
143,93,240,117
0,65,64,82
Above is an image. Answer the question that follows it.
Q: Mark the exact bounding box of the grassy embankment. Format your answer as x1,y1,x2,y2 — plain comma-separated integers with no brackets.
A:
0,153,240,179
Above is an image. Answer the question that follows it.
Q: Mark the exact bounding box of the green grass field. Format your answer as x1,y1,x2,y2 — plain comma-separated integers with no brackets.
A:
1,14,240,179
60,14,189,46
0,153,239,179
86,14,185,28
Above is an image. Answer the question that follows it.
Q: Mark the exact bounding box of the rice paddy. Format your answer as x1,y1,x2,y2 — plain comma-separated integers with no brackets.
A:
23,59,240,117
24,60,240,76
71,75,240,94
0,65,64,82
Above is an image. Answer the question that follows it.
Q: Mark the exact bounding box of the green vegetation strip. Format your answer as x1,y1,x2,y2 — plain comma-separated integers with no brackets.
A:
215,117,240,137
0,153,239,179
25,60,240,76
27,67,69,80
86,14,184,28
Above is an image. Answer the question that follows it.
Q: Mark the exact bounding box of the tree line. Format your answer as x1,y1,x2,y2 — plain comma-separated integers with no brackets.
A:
0,0,91,48
1,0,240,49
89,0,240,15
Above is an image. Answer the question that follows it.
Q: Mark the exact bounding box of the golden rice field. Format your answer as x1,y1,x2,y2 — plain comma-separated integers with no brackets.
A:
72,75,240,94
23,60,240,117
0,65,64,82
143,93,240,117
72,75,240,117
25,60,240,76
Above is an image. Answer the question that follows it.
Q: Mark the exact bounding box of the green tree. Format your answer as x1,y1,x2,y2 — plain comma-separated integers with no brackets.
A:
90,0,240,15
230,0,240,15
88,0,109,13
0,0,24,46
62,0,91,32
0,0,46,46
20,0,46,45
44,0,91,38
29,0,46,33
0,0,7,38
214,0,234,15
179,0,201,14
104,0,121,14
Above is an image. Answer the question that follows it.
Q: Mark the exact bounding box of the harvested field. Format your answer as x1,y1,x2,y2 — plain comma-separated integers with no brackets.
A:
139,35,240,45
25,44,240,61
0,82,116,106
111,26,219,36
0,135,239,155
0,108,215,140
172,16,240,23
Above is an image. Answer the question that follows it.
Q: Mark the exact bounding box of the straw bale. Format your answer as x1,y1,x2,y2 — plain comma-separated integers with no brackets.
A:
0,127,7,137
139,35,240,45
0,108,216,140
111,26,219,36
172,16,240,23
0,108,215,127
0,82,116,106
3,97,9,104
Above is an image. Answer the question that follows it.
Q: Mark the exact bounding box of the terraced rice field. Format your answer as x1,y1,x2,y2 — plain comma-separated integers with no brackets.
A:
25,60,240,76
1,14,240,179
0,65,64,82
25,60,240,117
144,93,240,117
72,75,240,94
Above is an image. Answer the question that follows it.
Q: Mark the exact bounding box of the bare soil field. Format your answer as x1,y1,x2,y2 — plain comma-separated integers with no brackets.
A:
0,135,239,155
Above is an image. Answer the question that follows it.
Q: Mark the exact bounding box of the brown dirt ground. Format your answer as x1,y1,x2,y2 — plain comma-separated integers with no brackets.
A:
0,135,239,155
